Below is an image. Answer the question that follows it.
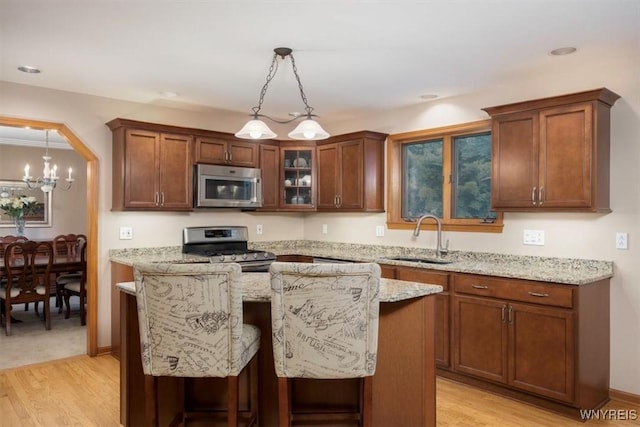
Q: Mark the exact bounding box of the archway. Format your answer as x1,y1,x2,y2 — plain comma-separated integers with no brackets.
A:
0,116,99,356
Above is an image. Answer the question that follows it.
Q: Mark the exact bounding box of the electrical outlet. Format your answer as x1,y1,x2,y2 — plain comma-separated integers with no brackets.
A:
523,229,544,246
119,226,133,240
256,224,263,235
375,225,385,237
321,224,328,234
616,232,628,249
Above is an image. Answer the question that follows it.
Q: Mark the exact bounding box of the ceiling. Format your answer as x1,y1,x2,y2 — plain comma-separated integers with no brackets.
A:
1,1,638,124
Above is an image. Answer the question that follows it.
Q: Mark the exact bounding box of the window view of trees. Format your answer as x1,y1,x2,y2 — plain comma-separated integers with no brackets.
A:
403,139,443,218
452,133,493,219
387,120,502,232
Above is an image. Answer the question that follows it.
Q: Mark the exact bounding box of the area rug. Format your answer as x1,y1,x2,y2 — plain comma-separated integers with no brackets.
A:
0,299,86,370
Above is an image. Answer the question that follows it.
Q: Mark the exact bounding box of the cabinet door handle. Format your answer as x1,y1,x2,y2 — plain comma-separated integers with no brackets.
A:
228,152,232,162
160,192,165,206
337,195,342,208
539,187,544,206
528,291,550,298
531,186,537,206
154,192,159,206
501,304,506,323
471,284,489,289
508,305,513,323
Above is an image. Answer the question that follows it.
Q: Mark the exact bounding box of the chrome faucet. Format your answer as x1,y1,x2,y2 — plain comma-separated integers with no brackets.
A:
413,214,449,258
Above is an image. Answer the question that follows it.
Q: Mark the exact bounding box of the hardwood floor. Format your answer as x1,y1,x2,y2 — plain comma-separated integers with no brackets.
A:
0,355,119,427
1,355,638,426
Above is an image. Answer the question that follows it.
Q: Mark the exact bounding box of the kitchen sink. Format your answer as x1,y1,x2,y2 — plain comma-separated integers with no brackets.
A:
383,256,454,265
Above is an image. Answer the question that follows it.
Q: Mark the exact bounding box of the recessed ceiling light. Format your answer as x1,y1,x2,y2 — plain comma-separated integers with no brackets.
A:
159,91,180,98
18,65,41,73
420,94,438,100
549,47,577,56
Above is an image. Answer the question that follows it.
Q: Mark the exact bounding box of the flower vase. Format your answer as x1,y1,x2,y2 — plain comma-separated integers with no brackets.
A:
14,216,26,236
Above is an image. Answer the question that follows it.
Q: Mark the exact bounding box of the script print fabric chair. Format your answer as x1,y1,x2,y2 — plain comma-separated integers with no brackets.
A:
133,262,260,427
269,262,381,427
61,240,87,325
1,241,54,336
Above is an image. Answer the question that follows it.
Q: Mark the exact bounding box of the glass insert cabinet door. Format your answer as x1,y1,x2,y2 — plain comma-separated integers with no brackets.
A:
282,147,315,208
0,180,53,228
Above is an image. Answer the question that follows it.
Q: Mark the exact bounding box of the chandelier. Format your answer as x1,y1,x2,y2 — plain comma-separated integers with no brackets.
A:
22,129,74,193
235,47,330,141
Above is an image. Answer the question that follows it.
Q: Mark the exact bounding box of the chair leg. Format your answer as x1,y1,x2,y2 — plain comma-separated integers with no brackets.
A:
144,375,159,427
228,376,239,427
249,355,259,426
277,377,291,427
362,376,373,427
80,292,86,326
4,300,11,336
44,296,51,330
64,291,71,319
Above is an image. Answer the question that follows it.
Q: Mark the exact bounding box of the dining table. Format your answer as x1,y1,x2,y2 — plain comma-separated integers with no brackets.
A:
0,253,84,322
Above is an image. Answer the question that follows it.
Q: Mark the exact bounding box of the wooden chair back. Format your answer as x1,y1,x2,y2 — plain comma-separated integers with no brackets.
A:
0,235,29,258
1,241,54,335
52,234,87,256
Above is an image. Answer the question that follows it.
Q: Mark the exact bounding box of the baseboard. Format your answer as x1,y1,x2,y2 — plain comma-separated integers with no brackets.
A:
96,346,112,356
610,388,640,405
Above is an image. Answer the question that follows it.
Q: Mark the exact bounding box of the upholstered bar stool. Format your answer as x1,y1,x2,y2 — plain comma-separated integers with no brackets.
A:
133,262,260,427
269,262,381,427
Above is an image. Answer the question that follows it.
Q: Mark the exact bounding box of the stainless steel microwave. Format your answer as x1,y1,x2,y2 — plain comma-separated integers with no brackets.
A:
195,164,263,208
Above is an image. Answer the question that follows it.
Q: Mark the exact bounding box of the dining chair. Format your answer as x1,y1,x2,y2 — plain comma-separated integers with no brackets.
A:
0,235,30,310
133,262,260,427
1,241,54,336
53,233,87,312
60,240,87,325
269,262,381,427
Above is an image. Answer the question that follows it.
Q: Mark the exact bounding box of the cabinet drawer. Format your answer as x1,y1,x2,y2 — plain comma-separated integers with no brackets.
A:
453,274,573,308
397,267,449,291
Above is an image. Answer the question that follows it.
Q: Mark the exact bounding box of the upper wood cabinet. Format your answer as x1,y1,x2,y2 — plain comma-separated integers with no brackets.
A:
316,131,387,212
108,119,193,211
483,88,620,212
258,142,280,210
194,135,258,167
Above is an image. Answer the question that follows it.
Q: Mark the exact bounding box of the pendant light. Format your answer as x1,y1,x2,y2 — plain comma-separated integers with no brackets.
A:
235,47,329,141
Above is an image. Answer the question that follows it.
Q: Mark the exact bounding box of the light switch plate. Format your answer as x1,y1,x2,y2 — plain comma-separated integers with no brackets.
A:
523,229,544,245
321,224,328,234
616,232,628,249
256,224,263,235
119,226,133,240
375,225,385,237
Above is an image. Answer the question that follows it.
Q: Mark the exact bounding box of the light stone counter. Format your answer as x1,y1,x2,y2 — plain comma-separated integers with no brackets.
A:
116,271,443,303
109,240,614,286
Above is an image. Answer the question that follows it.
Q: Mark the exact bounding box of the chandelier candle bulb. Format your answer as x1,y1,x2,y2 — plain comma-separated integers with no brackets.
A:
24,164,30,180
68,167,72,181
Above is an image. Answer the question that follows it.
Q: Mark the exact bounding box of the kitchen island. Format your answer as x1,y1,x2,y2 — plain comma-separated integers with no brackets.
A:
114,270,442,427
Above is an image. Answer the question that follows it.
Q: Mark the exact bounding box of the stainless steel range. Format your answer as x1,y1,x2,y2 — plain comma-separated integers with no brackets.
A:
182,226,276,272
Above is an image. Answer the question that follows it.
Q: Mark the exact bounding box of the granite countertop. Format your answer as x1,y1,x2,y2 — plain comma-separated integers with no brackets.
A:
116,273,442,303
109,240,614,286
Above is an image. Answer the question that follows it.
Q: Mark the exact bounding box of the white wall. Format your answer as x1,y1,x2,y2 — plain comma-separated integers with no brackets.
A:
1,39,639,395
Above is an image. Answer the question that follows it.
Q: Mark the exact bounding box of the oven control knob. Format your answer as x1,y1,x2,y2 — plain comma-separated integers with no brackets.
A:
242,253,248,260
230,255,236,261
219,255,225,262
263,252,269,258
253,253,258,259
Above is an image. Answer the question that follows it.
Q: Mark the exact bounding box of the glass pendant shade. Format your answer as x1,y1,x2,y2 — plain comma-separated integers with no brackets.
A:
235,118,277,140
288,118,330,140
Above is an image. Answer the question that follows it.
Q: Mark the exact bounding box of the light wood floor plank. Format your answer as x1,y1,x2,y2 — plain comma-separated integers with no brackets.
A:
1,355,638,426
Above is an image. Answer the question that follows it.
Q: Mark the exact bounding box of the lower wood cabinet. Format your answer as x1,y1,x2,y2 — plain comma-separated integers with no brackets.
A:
445,272,610,417
395,267,450,369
